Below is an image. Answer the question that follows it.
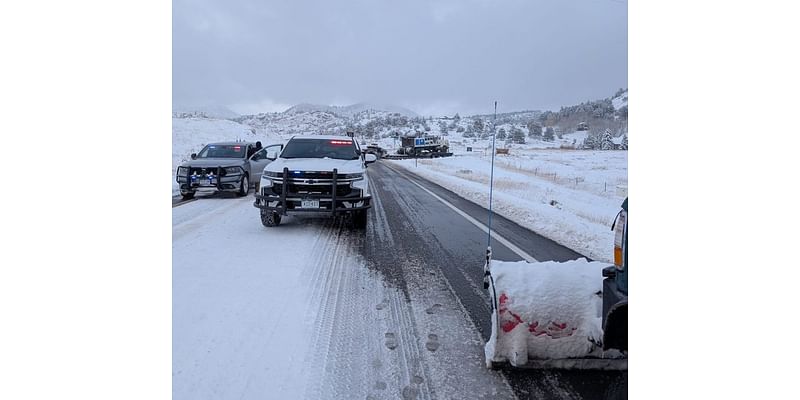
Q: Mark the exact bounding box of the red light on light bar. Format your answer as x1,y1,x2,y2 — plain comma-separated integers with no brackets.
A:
233,146,241,150
329,140,351,145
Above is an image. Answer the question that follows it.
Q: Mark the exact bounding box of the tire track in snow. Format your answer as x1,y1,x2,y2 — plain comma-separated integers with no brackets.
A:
301,219,392,399
368,177,395,245
297,216,438,399
301,220,345,399
384,279,435,400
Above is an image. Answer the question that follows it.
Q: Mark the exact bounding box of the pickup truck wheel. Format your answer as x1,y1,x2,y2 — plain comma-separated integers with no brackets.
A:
237,175,249,197
261,210,281,227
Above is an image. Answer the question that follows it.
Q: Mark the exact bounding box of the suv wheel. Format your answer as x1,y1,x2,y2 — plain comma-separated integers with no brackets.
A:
237,175,249,197
261,210,281,227
181,191,195,200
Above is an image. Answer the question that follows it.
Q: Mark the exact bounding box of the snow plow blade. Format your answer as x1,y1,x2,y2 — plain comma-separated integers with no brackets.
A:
483,257,627,370
489,358,627,371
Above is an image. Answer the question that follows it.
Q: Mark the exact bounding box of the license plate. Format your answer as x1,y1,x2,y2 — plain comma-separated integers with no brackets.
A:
300,199,319,208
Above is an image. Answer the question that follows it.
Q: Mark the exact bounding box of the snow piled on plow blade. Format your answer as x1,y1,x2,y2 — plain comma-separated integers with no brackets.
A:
484,258,610,367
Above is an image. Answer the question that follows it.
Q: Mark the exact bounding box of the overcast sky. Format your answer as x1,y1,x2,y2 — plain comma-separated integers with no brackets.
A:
173,0,627,116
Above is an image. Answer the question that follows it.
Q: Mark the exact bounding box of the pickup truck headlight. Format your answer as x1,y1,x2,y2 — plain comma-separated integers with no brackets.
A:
225,166,242,174
341,173,363,179
264,171,283,178
351,177,367,191
177,166,188,175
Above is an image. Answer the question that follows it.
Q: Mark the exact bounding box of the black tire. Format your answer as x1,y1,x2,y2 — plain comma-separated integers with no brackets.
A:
261,210,281,227
181,191,194,200
352,209,367,229
237,175,250,197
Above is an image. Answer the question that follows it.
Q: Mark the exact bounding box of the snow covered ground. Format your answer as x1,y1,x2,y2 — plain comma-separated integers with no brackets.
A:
173,196,516,400
386,149,627,262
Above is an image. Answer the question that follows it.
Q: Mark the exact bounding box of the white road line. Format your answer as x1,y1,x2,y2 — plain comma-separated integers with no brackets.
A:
387,163,538,263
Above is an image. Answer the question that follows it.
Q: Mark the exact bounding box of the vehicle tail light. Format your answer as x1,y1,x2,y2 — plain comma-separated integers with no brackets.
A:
613,210,626,270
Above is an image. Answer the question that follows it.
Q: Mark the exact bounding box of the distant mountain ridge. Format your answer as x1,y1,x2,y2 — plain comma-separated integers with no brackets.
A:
284,102,418,118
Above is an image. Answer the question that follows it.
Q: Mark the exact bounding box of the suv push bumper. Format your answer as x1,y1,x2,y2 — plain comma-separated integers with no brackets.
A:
176,166,244,193
253,167,371,216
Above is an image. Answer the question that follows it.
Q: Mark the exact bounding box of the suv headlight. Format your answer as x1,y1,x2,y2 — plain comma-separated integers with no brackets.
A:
177,166,188,175
225,166,242,174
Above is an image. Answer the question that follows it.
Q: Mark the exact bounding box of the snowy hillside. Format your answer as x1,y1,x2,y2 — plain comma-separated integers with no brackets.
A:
611,88,628,110
173,104,240,119
285,102,417,118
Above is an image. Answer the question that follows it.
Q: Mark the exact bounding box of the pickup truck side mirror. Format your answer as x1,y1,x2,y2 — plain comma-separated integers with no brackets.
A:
266,150,278,161
190,153,197,160
365,153,377,164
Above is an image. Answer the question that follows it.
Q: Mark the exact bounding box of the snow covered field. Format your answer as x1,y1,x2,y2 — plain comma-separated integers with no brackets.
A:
387,149,627,262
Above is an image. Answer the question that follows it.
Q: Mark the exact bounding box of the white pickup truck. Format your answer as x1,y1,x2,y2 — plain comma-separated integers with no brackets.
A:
253,135,377,228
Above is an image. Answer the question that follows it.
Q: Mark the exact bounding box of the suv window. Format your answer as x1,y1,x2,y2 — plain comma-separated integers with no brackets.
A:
281,139,360,160
197,144,247,159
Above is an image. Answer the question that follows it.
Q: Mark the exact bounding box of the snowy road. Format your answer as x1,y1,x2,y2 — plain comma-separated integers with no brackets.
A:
173,161,626,400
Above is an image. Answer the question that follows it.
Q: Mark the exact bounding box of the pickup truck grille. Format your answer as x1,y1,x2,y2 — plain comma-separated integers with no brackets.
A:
287,171,336,179
272,183,352,197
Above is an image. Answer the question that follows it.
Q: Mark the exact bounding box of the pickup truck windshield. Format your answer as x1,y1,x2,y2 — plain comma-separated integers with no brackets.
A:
197,144,247,158
281,139,360,160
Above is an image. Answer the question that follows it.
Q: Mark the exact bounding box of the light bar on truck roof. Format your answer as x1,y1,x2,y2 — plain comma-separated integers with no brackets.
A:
329,140,351,145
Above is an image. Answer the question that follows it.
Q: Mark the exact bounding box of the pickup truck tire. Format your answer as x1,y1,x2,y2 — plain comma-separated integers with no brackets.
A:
261,210,281,227
181,191,195,200
352,209,367,229
237,175,249,197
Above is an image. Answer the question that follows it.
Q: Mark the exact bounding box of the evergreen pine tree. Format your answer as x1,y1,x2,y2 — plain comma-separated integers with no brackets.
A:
527,121,542,137
511,127,526,144
473,118,484,133
601,128,614,150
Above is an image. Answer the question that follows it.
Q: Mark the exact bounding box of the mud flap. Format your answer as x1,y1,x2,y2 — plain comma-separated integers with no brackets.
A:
603,299,627,352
